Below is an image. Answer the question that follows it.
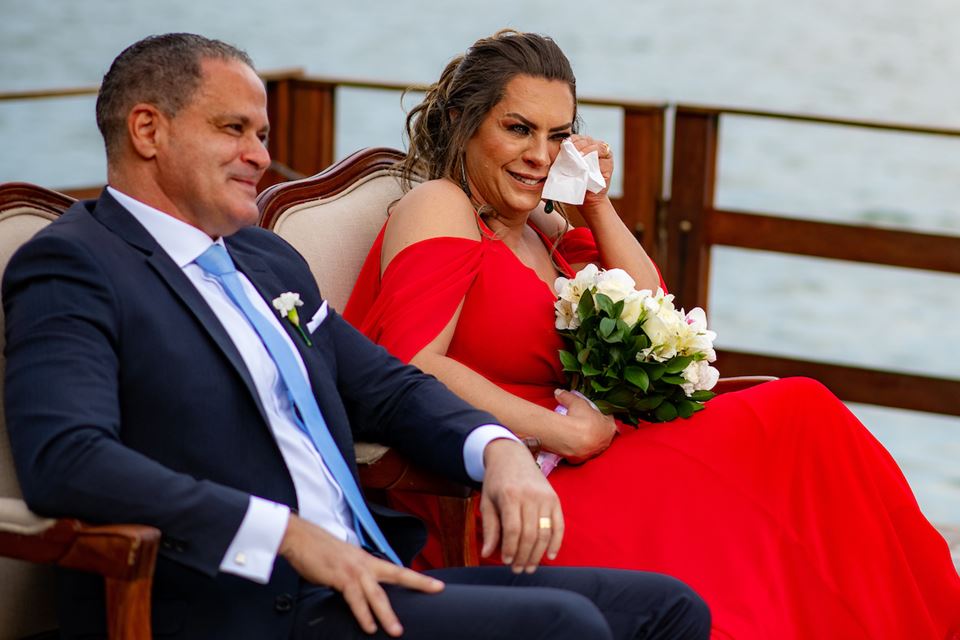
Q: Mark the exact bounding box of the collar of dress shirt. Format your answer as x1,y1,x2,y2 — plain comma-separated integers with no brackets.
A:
106,186,220,267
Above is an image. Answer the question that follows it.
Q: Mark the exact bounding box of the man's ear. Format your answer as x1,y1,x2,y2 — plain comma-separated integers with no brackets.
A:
126,103,165,160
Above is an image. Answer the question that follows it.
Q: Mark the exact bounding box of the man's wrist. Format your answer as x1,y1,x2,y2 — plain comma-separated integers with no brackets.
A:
463,424,519,481
219,496,290,584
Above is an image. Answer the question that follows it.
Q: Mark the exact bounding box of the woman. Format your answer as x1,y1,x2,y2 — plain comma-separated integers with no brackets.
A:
343,30,960,639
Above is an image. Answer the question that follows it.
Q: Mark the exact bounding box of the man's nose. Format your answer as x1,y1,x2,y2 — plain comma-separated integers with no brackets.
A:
244,136,271,170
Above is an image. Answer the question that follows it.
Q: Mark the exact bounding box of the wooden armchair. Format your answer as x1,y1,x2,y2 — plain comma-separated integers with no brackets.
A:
0,183,159,640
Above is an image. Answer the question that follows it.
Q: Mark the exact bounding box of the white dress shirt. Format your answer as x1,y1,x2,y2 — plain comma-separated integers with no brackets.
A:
107,187,517,583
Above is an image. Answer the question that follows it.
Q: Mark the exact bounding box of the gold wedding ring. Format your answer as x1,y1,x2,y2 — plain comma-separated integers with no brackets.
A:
600,142,612,158
538,516,553,530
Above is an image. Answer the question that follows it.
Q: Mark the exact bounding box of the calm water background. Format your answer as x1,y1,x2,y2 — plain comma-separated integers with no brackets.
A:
2,0,959,524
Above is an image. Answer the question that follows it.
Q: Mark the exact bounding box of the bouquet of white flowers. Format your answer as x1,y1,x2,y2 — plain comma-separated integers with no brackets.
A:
554,264,719,425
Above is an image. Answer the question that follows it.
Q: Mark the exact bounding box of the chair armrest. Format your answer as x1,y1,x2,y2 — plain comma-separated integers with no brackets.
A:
357,446,473,498
713,375,778,394
0,497,159,640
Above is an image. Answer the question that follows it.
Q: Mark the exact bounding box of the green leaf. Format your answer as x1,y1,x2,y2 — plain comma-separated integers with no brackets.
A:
664,355,694,374
623,366,650,392
558,350,579,372
590,379,614,393
577,291,595,320
654,401,678,422
592,399,623,415
689,390,716,402
676,399,696,419
599,317,617,338
581,362,602,376
608,346,623,365
631,394,665,410
604,387,637,406
602,330,624,344
612,299,624,319
643,362,667,381
603,367,621,381
661,374,686,385
620,412,642,427
595,293,615,317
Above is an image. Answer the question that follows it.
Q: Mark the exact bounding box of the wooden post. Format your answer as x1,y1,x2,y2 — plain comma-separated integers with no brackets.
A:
264,75,336,180
265,76,293,168
617,106,666,264
667,107,719,310
290,79,336,176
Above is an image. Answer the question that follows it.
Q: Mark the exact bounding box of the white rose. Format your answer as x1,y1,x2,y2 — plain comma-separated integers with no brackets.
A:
594,268,636,303
702,364,720,390
681,360,720,395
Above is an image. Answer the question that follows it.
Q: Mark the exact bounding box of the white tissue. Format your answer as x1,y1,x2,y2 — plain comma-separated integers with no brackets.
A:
540,139,607,205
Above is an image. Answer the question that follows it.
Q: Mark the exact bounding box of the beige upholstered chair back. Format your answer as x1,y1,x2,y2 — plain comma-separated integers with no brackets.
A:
257,148,416,312
0,183,73,639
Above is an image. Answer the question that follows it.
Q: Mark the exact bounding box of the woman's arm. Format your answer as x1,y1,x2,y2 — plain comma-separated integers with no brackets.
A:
381,180,616,461
411,306,616,461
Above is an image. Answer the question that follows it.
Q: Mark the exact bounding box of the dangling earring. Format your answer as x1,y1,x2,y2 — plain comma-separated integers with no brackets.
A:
459,159,472,198
543,199,554,214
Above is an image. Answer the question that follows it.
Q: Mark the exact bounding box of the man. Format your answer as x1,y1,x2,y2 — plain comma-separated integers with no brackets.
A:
3,33,709,639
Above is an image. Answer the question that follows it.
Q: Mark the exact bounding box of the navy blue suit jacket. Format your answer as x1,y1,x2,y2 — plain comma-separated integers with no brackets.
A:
2,191,496,638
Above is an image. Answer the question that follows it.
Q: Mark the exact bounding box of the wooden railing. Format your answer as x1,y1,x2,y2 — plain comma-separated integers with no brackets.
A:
3,72,959,417
668,105,960,416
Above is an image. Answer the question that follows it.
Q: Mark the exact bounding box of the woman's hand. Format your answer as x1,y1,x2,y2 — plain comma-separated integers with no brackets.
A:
550,389,617,463
560,134,661,291
567,133,614,214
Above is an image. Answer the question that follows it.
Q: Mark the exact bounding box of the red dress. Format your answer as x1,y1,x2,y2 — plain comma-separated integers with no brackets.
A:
344,223,960,640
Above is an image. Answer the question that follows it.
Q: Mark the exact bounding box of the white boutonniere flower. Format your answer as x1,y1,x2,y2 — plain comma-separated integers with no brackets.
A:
272,292,312,347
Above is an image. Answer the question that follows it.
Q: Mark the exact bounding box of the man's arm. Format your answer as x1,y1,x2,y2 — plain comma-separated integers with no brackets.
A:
319,310,565,573
3,231,249,576
323,309,495,482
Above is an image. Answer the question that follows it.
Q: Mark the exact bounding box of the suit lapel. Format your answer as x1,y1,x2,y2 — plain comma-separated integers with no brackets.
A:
91,191,271,428
228,243,359,466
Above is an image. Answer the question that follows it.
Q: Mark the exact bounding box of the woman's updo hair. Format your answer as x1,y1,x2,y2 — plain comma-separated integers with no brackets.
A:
401,29,578,189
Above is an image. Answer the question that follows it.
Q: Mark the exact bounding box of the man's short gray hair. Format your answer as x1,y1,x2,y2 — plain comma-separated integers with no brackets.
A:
95,33,255,160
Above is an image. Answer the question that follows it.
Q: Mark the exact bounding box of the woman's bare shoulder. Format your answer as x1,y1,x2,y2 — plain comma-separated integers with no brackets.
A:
389,179,480,240
382,179,481,269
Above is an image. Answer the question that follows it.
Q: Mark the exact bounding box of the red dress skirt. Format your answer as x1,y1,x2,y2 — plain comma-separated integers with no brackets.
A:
344,224,960,639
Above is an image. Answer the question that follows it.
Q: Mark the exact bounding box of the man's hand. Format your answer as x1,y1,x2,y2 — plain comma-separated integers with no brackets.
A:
479,438,564,574
279,515,444,637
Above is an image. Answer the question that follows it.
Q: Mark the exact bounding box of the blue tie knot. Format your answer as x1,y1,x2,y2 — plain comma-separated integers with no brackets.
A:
195,243,236,277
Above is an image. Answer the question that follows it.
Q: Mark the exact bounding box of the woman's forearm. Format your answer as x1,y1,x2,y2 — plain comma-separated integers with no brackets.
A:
410,350,577,456
579,197,660,290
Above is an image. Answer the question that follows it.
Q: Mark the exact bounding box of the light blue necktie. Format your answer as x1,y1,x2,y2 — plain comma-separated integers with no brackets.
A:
195,243,401,565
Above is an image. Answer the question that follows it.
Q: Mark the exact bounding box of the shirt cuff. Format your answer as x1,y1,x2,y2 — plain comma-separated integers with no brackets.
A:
463,424,521,482
219,496,290,584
